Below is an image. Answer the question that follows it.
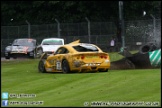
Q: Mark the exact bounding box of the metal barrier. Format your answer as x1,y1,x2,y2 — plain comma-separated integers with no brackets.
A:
1,19,161,57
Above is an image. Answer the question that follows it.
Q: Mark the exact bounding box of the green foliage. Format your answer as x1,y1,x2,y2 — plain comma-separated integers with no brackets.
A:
1,1,161,25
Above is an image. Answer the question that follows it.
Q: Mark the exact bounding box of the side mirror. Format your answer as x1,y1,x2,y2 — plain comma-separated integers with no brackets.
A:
53,52,56,55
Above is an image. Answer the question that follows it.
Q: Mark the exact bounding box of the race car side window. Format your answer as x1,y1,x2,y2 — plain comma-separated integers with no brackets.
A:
73,44,99,52
55,47,69,54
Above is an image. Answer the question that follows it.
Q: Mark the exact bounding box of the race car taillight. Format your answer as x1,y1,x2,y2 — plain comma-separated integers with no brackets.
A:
104,56,107,59
81,55,85,59
100,55,107,59
100,55,103,59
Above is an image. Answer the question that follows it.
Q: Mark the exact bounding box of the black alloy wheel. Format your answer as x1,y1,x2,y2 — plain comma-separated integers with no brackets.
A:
62,59,70,73
38,49,43,57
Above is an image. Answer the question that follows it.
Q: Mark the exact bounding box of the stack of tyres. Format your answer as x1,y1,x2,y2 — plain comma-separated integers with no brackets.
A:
127,43,161,68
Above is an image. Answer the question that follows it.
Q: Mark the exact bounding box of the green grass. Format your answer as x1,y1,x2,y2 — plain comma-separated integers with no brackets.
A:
1,53,161,107
109,52,124,62
108,50,138,62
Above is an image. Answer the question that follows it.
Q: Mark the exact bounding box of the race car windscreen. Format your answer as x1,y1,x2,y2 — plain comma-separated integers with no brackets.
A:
12,39,36,47
73,44,99,52
42,40,63,45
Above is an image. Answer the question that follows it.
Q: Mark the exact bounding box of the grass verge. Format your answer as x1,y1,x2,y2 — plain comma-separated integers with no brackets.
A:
1,59,161,107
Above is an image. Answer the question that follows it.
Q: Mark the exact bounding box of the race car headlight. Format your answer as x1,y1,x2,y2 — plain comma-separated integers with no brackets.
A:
28,48,34,52
5,47,11,51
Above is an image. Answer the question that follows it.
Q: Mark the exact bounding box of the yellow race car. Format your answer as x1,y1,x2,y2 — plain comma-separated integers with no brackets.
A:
38,40,110,73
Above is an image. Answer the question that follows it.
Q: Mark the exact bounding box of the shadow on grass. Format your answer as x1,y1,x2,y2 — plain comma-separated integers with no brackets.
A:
38,71,109,74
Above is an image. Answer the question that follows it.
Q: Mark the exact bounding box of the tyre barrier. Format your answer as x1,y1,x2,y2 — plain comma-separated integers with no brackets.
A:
111,43,160,69
127,53,152,69
149,49,161,67
139,43,157,54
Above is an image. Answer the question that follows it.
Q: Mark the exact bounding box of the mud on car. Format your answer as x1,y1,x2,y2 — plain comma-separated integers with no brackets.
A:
5,38,38,59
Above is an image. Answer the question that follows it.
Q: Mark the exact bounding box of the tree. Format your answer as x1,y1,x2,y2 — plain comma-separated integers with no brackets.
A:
1,1,161,26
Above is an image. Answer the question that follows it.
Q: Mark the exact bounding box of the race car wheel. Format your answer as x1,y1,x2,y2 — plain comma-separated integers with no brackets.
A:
5,56,10,59
139,43,157,54
105,69,108,72
38,60,46,73
13,55,17,59
62,59,70,73
98,69,108,72
32,50,36,59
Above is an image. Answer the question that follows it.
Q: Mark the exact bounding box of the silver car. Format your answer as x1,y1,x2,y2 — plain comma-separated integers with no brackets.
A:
5,38,38,59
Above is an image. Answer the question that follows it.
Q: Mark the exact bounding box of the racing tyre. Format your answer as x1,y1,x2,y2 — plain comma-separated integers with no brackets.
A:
139,43,157,54
31,50,36,59
38,59,46,73
5,56,10,59
105,69,108,72
62,59,70,74
99,69,108,72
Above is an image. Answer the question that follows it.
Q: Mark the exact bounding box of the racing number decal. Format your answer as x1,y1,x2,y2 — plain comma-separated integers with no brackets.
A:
56,61,61,70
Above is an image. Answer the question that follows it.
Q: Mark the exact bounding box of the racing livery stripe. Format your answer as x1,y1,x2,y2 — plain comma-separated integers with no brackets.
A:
149,49,161,67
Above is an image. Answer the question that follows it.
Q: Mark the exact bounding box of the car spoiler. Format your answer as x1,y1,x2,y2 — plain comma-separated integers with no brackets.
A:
69,40,80,44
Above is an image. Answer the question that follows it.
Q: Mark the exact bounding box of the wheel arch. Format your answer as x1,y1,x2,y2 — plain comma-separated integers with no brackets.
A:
40,52,48,59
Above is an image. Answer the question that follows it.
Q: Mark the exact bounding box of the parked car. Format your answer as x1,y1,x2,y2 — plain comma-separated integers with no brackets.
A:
5,38,38,59
38,40,110,73
37,38,64,56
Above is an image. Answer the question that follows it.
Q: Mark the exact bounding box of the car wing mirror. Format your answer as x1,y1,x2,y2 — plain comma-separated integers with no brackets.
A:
53,53,57,55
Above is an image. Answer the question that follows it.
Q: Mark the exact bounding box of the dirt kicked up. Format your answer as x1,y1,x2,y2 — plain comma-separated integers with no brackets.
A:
110,43,161,70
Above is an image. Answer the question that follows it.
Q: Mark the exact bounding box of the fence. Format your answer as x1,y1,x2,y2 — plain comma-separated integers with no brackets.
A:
1,19,161,56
